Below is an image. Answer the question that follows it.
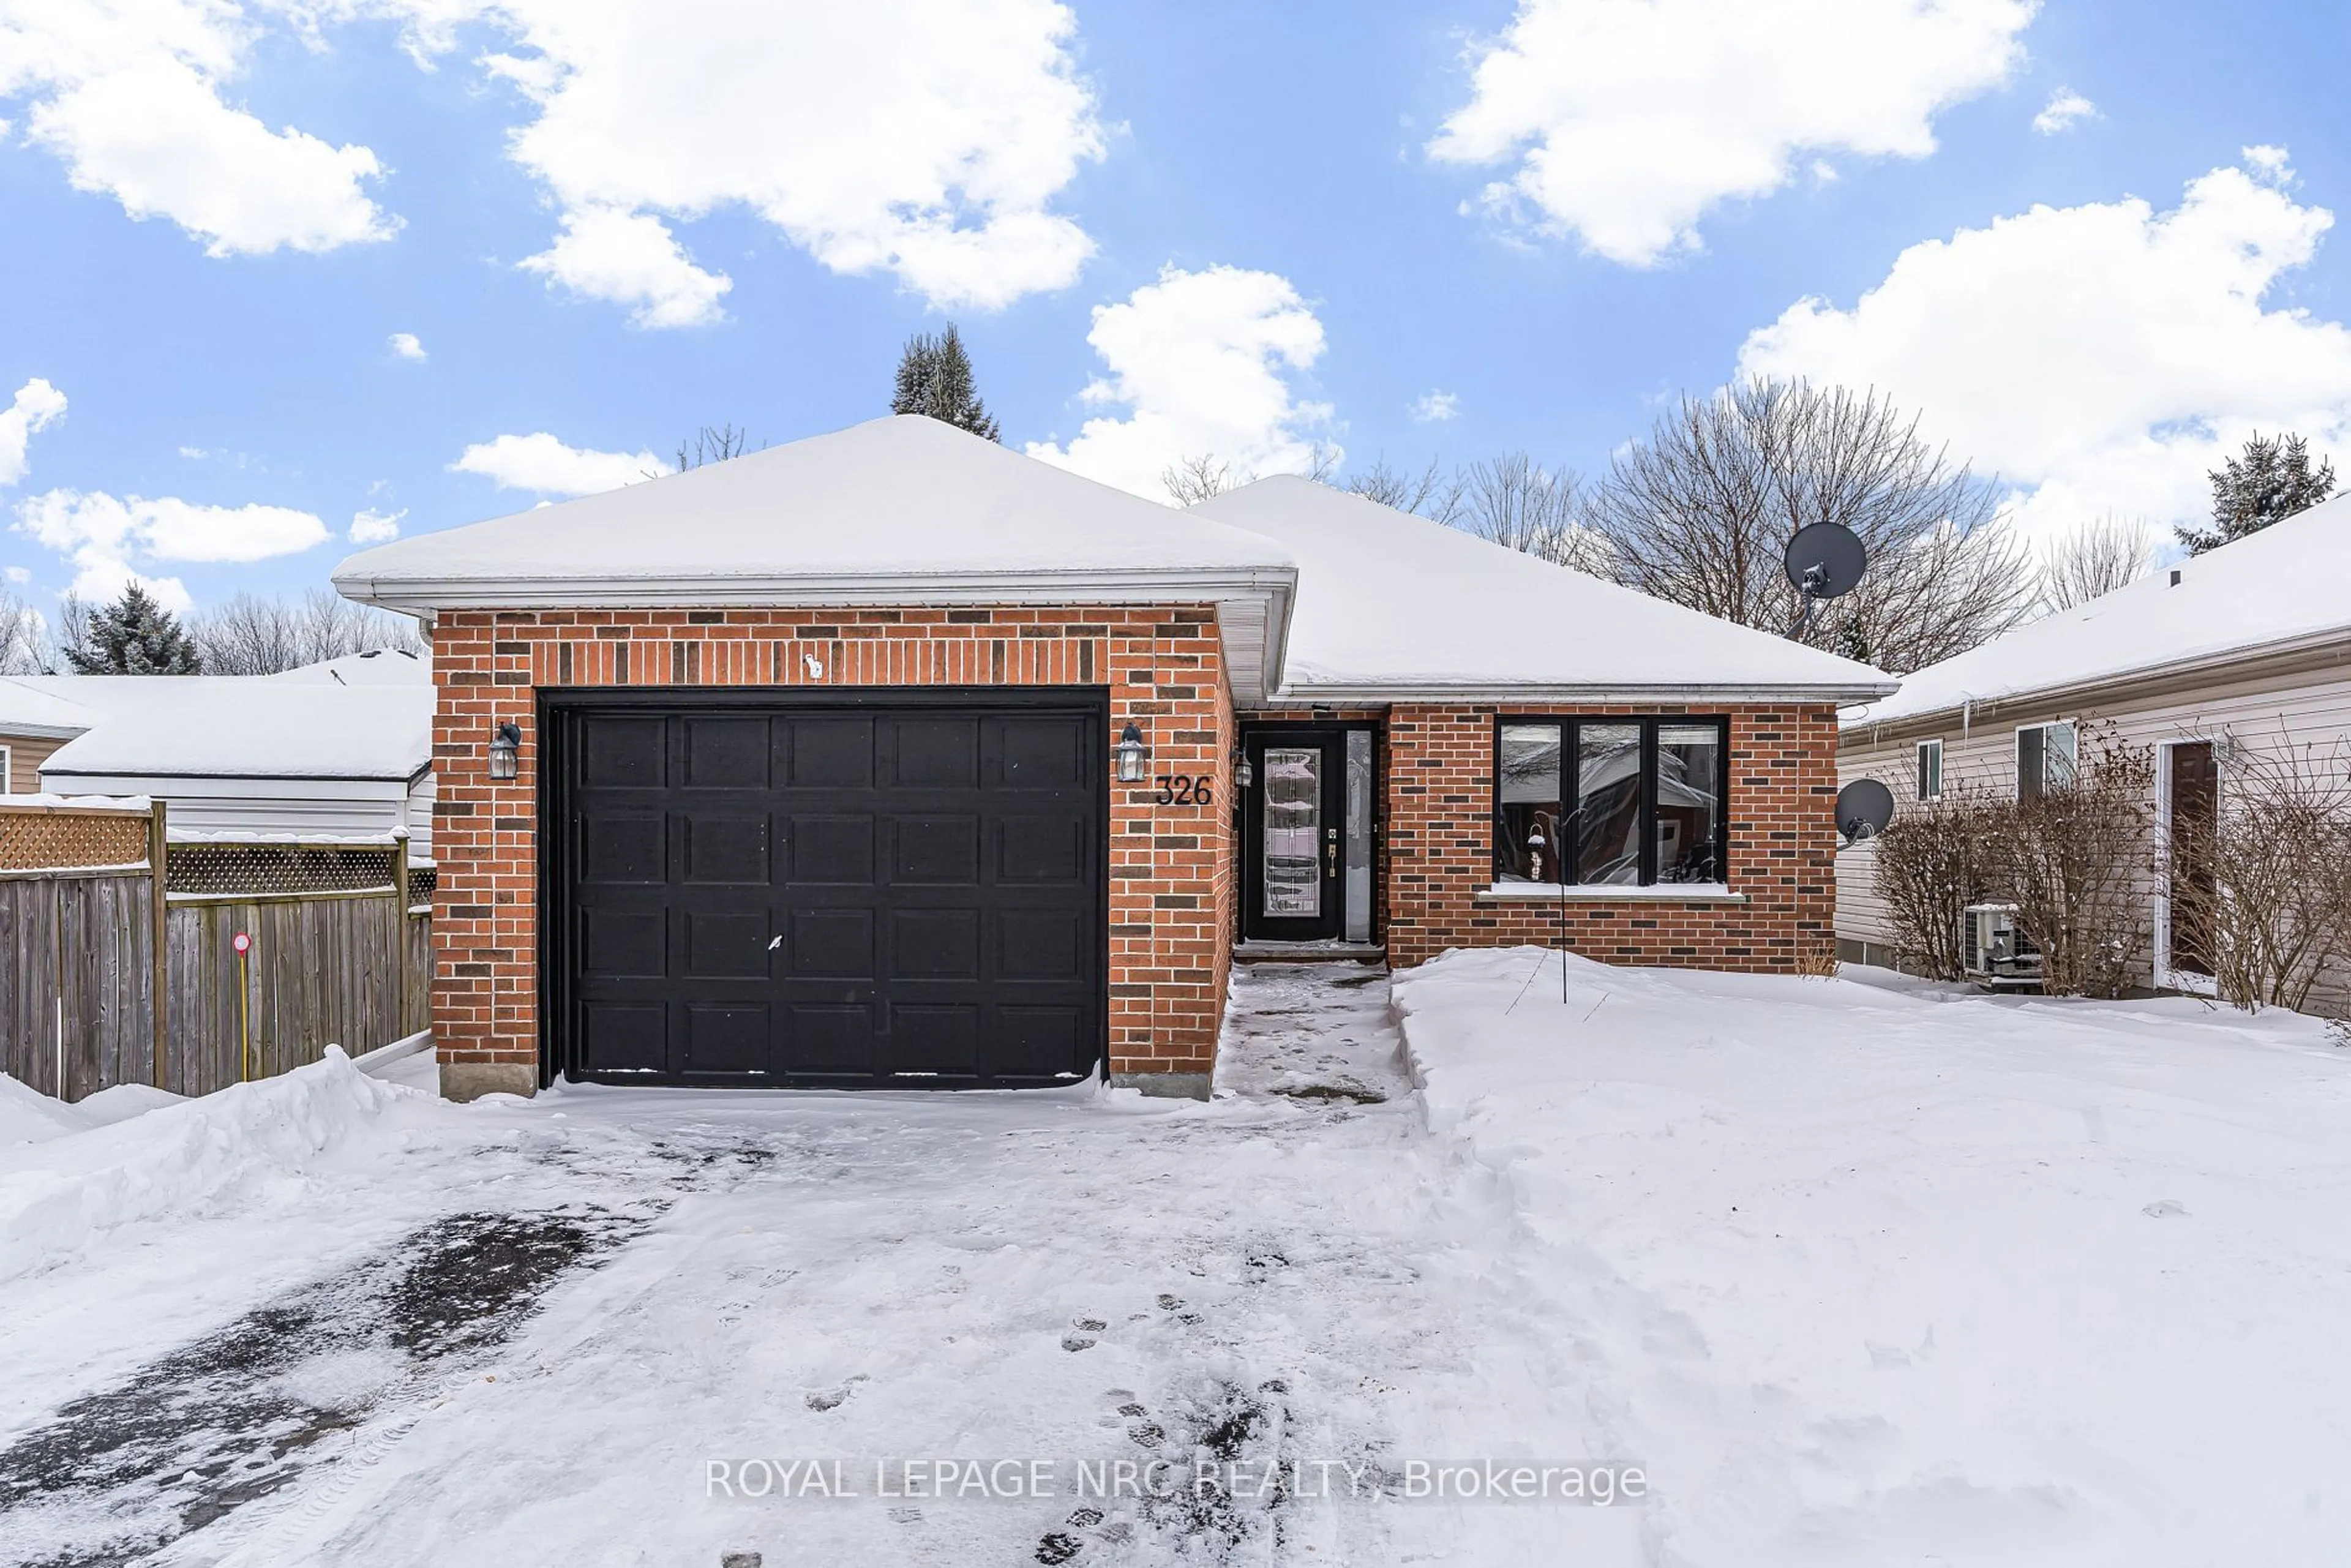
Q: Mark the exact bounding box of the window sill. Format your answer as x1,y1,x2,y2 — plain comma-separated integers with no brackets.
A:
1477,883,1747,904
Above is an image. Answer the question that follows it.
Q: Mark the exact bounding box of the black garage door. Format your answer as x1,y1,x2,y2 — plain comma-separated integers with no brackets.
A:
544,691,1106,1089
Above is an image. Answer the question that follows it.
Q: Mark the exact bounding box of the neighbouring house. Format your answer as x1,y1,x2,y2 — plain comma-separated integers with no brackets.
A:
0,651,434,852
1836,490,2351,1013
331,415,1892,1101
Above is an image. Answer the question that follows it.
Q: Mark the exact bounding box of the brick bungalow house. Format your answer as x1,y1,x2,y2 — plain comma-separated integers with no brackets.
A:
332,416,1891,1101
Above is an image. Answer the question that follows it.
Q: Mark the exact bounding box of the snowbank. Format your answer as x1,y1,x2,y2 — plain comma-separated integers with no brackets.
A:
0,1051,416,1285
1390,948,2351,1564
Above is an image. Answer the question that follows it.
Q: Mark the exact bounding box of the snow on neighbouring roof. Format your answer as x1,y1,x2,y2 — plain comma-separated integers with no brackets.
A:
26,677,431,781
1850,490,2351,729
0,677,101,740
334,415,1296,594
1191,477,1895,700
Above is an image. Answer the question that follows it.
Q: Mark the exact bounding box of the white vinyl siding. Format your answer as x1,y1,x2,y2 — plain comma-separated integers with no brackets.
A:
1835,656,2351,1015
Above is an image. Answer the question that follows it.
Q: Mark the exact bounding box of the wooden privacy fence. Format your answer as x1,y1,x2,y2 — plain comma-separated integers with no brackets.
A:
0,800,432,1101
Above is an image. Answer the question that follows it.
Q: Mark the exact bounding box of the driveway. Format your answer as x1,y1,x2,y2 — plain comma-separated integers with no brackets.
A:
0,964,1615,1567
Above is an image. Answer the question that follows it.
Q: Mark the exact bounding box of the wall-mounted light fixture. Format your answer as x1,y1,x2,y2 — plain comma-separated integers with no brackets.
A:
489,721,523,781
1114,721,1150,784
1234,746,1254,789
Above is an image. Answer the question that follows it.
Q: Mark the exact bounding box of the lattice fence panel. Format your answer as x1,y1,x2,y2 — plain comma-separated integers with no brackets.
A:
406,863,437,909
0,809,150,872
167,843,399,897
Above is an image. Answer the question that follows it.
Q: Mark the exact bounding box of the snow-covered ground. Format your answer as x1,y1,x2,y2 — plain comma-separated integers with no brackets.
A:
1,953,2346,1565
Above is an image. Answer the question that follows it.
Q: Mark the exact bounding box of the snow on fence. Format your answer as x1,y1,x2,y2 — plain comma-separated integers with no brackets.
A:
0,799,431,1101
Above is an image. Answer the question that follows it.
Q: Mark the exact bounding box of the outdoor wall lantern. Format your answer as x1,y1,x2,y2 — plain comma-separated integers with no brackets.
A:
1234,748,1254,790
1114,721,1150,784
488,721,523,781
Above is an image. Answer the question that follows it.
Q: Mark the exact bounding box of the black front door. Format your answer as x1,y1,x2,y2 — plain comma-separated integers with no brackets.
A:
1242,729,1346,942
547,689,1106,1089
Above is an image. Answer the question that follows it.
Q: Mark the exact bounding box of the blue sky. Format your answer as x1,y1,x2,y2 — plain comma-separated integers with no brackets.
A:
1,0,2346,617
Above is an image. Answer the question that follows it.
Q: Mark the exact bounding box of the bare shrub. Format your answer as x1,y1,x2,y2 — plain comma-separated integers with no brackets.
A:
1989,726,2154,997
1866,781,2002,980
2168,741,2351,1013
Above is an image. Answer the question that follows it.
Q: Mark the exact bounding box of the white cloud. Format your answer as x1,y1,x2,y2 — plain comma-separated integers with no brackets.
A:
0,1,397,255
1738,151,2351,541
13,488,328,606
451,432,666,495
1025,265,1336,499
390,0,1104,320
516,204,732,329
2031,87,2096,135
1430,0,2036,265
388,331,427,361
349,505,405,543
1410,389,1460,423
0,378,67,486
4,565,29,584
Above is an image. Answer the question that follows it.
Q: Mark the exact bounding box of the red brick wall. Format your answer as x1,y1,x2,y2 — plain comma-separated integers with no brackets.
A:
430,605,1232,1089
1381,703,1840,971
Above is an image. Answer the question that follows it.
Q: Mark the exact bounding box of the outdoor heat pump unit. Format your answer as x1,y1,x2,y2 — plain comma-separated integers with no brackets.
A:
1961,904,2042,987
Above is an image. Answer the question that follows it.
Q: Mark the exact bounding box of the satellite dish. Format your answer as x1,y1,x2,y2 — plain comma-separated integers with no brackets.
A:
1784,523,1867,601
1836,778,1895,844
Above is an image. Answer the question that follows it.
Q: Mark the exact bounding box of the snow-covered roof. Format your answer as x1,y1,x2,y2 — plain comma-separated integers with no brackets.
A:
0,677,101,740
26,677,432,781
1191,478,1896,702
334,415,1299,702
268,648,430,686
1849,491,2351,729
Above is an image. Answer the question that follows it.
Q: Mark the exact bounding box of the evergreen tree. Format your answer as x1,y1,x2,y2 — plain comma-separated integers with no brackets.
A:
2178,431,2336,554
890,324,1001,441
67,582,203,673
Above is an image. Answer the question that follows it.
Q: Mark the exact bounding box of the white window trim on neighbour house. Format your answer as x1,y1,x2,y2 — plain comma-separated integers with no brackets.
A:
1916,738,1943,801
2153,735,2222,998
2014,719,2078,801
0,744,12,793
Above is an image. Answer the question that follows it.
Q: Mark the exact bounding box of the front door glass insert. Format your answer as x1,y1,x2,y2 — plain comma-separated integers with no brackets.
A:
1262,746,1322,917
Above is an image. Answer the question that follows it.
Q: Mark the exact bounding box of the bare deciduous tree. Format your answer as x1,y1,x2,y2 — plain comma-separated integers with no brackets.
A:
2038,512,2158,612
1162,445,1340,508
0,589,48,675
190,590,426,676
1587,379,2034,672
1453,452,1610,573
1162,454,1245,507
1342,456,1463,522
670,424,760,474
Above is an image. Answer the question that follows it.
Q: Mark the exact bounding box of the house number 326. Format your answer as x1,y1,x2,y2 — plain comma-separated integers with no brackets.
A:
1154,775,1214,808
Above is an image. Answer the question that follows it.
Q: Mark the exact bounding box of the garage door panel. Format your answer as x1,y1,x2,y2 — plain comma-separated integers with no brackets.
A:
582,716,666,787
996,1006,1086,1078
685,911,771,978
998,909,1082,981
890,1005,980,1076
582,814,666,884
583,1003,667,1073
891,716,979,787
790,909,874,978
997,716,1087,787
560,699,1101,1089
784,1004,877,1074
789,813,875,883
891,815,980,885
683,1004,768,1075
891,909,981,978
996,816,1085,884
788,716,873,787
684,716,771,788
582,910,666,979
684,814,769,883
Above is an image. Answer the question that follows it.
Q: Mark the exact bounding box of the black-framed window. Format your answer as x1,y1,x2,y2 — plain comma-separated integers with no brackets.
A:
1495,717,1730,886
